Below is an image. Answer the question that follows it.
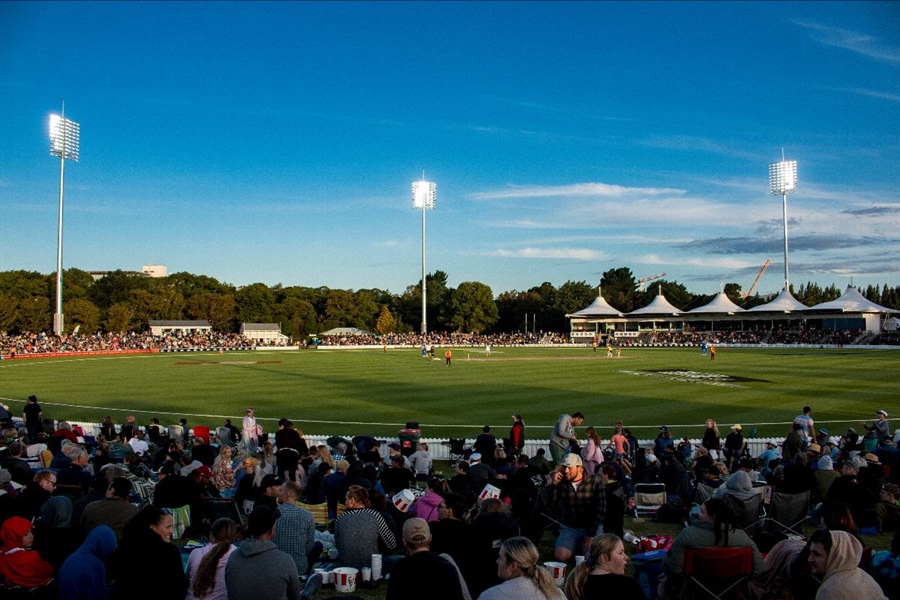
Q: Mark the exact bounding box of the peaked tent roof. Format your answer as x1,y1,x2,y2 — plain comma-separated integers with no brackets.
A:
628,290,681,316
688,291,746,314
809,286,898,313
747,289,808,313
567,293,624,317
319,327,373,336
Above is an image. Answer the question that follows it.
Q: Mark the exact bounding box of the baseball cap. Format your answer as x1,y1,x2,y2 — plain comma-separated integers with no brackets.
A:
877,409,889,417
247,505,280,537
562,454,583,468
819,428,829,436
388,442,401,451
158,462,177,476
766,441,777,448
402,517,431,544
469,452,482,462
194,466,212,479
260,474,284,489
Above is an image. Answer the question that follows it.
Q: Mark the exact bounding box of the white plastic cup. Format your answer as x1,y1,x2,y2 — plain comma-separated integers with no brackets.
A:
361,567,372,582
333,567,358,593
575,555,585,567
544,561,567,587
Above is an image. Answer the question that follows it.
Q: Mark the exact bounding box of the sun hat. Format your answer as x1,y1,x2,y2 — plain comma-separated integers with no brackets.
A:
731,424,742,430
877,409,889,417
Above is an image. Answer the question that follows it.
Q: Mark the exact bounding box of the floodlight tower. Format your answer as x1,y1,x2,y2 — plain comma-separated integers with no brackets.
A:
49,105,80,336
769,154,797,292
411,177,436,335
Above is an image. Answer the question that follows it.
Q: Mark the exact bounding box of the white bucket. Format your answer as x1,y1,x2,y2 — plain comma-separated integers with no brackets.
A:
544,561,567,587
392,489,416,512
479,483,501,501
333,567,358,593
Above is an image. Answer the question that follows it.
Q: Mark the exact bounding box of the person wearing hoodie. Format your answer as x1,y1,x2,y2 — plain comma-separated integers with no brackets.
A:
0,516,55,588
808,529,886,599
412,478,447,522
57,525,117,600
225,505,305,600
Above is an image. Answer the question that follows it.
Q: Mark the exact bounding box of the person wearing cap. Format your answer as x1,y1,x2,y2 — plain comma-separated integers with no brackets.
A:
550,412,584,466
225,505,305,600
758,440,782,468
723,424,746,472
507,414,526,457
875,483,900,532
385,518,465,600
544,453,606,563
255,473,285,511
387,442,412,469
863,410,891,442
467,452,497,497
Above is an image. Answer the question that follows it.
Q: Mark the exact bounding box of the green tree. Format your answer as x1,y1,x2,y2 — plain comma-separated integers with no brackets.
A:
186,293,237,331
18,296,51,332
449,281,498,333
325,290,359,328
89,270,151,309
64,298,100,334
276,297,317,339
166,272,234,298
375,305,397,335
494,289,544,333
235,283,276,323
0,270,50,300
61,268,96,300
0,293,18,332
104,302,136,332
600,267,637,312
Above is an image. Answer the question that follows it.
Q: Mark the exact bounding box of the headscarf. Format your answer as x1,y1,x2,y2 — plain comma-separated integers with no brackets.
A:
817,455,833,471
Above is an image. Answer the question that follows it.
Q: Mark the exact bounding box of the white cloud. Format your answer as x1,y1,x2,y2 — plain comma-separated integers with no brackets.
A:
792,20,900,63
636,254,756,270
490,247,601,260
471,182,686,200
841,88,900,103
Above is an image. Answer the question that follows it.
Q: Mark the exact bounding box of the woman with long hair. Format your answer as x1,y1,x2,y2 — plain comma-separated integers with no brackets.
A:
477,536,565,600
234,457,263,515
661,498,764,596
185,518,238,600
112,505,186,599
241,408,258,452
211,446,236,495
701,419,721,460
259,440,276,475
581,426,604,475
564,534,645,600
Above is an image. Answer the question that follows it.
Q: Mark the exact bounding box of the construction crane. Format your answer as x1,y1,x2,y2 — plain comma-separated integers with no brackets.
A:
637,272,665,291
741,259,771,298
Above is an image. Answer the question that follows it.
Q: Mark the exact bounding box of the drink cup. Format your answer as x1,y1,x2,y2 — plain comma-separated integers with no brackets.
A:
361,567,372,582
575,555,585,567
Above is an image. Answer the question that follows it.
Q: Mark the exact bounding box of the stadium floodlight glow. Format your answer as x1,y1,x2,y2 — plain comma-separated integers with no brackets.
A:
49,105,80,336
769,156,798,292
411,178,437,335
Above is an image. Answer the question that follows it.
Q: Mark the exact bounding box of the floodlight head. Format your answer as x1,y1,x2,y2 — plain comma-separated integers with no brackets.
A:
49,114,80,162
411,181,436,209
769,160,797,195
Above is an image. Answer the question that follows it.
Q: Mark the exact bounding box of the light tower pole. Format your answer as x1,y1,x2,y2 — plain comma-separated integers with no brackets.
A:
769,154,797,292
411,177,436,335
49,105,80,336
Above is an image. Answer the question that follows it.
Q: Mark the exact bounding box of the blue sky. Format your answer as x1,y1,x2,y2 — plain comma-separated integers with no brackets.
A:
1,2,898,298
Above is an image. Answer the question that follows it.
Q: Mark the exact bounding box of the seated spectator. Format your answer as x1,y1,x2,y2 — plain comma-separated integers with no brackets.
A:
382,454,416,496
564,533,645,600
1,440,33,485
876,483,900,533
333,485,399,571
234,456,263,514
808,529,886,599
0,516,55,588
10,470,56,521
111,505,187,599
661,499,765,595
468,497,519,597
127,429,149,456
33,496,79,571
385,517,465,600
871,530,900,600
824,457,879,528
814,455,839,502
478,536,565,600
447,460,472,497
528,448,551,475
212,445,236,495
81,477,138,541
185,517,238,600
57,525,117,600
412,478,448,523
191,436,217,467
273,481,318,576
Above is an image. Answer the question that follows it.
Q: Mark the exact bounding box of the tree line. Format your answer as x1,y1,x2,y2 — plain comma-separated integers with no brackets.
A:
0,267,897,338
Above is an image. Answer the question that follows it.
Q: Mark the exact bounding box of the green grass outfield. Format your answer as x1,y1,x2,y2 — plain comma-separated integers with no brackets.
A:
1,346,897,440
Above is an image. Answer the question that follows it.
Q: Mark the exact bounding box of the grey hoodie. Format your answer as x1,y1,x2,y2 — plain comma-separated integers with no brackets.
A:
225,537,302,600
816,530,886,600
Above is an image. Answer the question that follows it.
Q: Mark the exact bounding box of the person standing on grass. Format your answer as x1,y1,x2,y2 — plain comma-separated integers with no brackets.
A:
794,406,817,448
242,408,258,452
446,347,452,366
23,394,42,445
550,412,584,465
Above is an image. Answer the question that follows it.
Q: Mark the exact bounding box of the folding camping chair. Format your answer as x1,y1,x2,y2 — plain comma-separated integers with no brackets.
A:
634,482,667,518
763,490,810,538
680,546,754,599
446,438,467,466
723,492,764,537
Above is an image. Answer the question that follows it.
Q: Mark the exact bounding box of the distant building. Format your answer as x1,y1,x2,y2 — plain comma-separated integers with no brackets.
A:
149,320,212,335
88,270,145,281
142,264,167,277
241,323,289,345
